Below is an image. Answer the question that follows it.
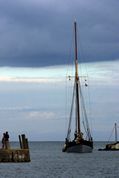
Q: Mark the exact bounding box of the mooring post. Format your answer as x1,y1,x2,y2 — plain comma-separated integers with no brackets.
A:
25,138,29,149
21,134,27,149
19,135,22,149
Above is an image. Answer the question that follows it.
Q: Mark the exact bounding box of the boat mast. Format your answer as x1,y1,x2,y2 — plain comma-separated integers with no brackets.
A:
115,123,117,142
74,21,81,135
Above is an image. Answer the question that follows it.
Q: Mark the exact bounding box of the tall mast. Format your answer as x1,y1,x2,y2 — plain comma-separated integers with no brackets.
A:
115,123,117,142
74,21,80,134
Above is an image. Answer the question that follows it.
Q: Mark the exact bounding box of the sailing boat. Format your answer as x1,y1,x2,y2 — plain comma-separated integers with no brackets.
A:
62,22,93,153
99,123,119,151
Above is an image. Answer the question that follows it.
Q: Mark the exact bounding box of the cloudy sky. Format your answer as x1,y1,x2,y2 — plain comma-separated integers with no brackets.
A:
0,0,119,66
0,0,119,141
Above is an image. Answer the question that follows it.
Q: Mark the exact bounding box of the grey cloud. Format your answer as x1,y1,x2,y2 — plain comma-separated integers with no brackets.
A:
0,0,119,67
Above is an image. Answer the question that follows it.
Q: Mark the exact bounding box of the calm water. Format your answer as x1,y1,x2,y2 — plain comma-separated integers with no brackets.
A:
0,142,119,178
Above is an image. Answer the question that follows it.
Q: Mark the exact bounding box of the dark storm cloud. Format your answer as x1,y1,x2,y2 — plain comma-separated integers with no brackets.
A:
0,0,119,67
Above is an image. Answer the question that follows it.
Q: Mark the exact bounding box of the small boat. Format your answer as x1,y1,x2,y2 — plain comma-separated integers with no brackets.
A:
62,22,93,153
99,123,119,151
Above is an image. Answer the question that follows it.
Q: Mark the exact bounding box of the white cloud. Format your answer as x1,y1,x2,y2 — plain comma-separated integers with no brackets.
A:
27,111,56,120
0,106,28,111
0,66,65,83
0,76,63,83
0,60,119,85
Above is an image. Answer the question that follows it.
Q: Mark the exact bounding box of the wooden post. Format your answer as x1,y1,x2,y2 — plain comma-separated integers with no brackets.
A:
19,135,22,149
21,134,27,149
25,138,29,149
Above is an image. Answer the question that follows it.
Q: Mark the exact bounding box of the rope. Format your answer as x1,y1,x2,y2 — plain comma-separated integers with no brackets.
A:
108,126,115,142
66,82,75,140
79,83,92,140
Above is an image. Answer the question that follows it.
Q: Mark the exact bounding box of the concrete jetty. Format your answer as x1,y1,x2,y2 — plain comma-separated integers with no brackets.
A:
0,134,30,162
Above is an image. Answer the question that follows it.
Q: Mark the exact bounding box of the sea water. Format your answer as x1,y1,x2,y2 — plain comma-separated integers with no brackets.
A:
0,142,119,178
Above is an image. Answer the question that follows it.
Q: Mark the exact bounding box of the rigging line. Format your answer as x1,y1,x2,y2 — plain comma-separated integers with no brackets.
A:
65,51,73,134
108,126,115,142
66,24,74,78
87,84,93,134
79,64,92,134
81,102,89,138
79,83,92,139
80,86,89,138
66,82,75,140
64,72,68,132
65,24,75,128
79,83,86,135
84,75,93,134
65,25,76,140
82,120,87,136
81,104,87,136
76,23,93,134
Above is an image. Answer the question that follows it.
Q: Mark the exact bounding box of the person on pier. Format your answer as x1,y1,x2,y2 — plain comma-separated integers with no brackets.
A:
5,131,10,149
2,133,6,149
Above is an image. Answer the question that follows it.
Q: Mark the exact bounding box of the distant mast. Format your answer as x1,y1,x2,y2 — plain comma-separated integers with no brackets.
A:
74,21,80,136
115,123,117,142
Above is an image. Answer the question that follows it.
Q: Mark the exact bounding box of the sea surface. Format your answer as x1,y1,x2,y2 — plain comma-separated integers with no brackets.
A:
0,141,119,178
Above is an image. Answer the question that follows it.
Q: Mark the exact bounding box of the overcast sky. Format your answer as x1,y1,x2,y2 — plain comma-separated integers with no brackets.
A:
0,0,119,141
0,0,119,67
0,61,119,141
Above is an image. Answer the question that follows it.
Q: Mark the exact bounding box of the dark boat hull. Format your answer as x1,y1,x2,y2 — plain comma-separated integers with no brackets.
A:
98,148,119,151
65,144,92,153
63,141,93,153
